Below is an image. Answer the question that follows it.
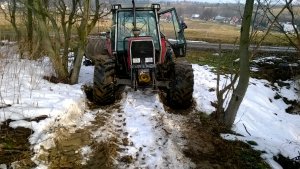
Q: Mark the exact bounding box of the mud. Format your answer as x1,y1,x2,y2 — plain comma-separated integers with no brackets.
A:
34,99,122,169
0,84,278,169
41,128,91,169
180,111,270,169
0,120,36,168
81,87,270,169
251,55,300,82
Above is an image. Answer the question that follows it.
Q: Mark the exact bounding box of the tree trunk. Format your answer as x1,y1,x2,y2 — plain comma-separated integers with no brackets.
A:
27,0,33,54
61,0,78,74
69,0,103,84
69,0,90,84
33,0,69,80
224,0,254,127
9,0,22,49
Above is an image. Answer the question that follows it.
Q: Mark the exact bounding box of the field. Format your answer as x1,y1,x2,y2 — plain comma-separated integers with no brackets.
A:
0,11,294,46
160,19,291,46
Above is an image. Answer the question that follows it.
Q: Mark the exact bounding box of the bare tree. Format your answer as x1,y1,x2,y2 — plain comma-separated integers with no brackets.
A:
2,0,109,83
248,0,290,57
262,0,300,53
70,0,107,84
56,0,80,75
0,0,22,47
33,0,69,80
219,0,254,127
26,0,33,53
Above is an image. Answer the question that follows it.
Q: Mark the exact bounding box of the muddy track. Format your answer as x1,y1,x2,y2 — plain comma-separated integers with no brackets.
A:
115,90,194,169
39,90,193,169
35,100,123,169
32,88,269,169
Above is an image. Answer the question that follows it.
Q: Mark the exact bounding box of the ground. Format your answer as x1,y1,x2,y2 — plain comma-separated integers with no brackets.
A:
0,90,272,169
0,45,299,169
1,97,268,169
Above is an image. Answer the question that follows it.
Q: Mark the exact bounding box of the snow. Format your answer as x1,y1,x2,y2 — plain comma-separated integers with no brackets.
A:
192,64,300,168
0,46,299,168
80,146,93,165
119,90,193,168
253,56,282,62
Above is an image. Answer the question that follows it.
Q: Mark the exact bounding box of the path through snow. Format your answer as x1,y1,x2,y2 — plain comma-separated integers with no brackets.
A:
116,90,193,168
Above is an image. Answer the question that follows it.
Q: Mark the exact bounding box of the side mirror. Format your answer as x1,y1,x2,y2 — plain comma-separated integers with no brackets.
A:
178,22,187,33
181,22,187,30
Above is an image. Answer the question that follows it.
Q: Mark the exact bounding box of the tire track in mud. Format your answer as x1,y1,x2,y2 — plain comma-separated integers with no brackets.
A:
34,100,123,169
36,88,195,169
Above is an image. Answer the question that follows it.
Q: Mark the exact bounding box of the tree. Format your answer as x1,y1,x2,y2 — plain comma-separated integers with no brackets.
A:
216,0,254,127
3,0,109,83
201,8,216,20
70,0,105,84
26,0,33,54
0,0,22,50
261,0,300,53
33,0,69,80
0,0,37,56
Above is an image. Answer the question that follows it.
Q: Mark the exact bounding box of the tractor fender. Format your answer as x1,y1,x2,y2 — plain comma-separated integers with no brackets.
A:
85,36,107,62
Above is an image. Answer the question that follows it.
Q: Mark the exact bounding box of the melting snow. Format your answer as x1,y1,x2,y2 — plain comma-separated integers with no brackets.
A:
0,47,299,168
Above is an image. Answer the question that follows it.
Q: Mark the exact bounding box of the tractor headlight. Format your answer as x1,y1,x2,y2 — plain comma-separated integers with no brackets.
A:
145,57,153,63
132,58,140,64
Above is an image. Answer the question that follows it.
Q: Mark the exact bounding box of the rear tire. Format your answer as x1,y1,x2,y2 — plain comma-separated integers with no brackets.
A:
93,58,115,105
167,63,194,109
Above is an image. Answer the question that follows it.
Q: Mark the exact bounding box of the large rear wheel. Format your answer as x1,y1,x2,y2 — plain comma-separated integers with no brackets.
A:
93,57,116,105
167,63,194,109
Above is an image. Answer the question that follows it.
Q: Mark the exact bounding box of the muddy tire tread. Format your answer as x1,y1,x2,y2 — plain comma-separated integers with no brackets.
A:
93,58,115,105
168,63,194,109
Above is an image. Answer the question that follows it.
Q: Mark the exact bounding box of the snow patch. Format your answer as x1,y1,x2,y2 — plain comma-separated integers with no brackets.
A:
80,146,93,165
192,64,300,168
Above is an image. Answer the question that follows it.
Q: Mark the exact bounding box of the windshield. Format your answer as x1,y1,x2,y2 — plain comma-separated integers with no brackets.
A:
117,10,159,51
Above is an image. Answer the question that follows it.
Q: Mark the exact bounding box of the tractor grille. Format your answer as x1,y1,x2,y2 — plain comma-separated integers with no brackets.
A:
131,40,154,66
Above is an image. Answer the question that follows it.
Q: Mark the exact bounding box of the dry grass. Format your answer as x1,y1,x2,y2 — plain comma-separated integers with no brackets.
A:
0,10,292,46
159,19,290,45
270,6,300,15
159,20,240,43
184,20,240,43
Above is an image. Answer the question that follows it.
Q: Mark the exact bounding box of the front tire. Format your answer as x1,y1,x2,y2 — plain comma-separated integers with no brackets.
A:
93,57,115,105
167,63,194,109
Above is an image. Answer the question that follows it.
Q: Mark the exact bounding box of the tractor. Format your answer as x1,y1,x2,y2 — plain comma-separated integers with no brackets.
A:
86,1,194,109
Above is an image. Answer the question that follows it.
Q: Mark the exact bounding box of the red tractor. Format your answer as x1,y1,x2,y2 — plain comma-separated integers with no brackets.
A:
87,1,194,109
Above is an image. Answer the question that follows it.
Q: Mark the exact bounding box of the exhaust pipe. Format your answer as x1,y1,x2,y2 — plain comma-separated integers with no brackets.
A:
132,0,136,30
132,0,140,37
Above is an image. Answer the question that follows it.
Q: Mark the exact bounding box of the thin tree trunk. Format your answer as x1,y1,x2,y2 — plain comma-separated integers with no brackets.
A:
61,0,78,73
27,0,33,54
224,0,254,127
33,0,69,80
69,0,90,84
10,0,22,53
69,0,105,84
